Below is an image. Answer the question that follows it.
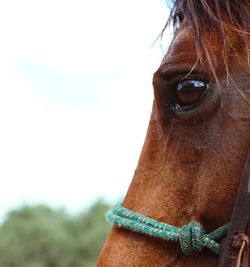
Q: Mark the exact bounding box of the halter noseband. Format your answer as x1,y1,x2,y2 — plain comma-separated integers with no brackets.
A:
107,202,228,255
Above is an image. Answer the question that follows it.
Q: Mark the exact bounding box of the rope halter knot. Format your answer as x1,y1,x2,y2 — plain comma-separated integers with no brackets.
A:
179,221,205,255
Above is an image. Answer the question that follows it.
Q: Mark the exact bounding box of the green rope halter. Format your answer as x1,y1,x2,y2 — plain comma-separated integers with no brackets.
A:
106,202,229,255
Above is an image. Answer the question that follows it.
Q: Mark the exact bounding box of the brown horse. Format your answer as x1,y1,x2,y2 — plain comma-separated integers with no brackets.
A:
97,1,250,266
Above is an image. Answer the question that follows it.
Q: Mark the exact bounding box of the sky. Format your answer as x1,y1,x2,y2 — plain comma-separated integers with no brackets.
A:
0,0,172,219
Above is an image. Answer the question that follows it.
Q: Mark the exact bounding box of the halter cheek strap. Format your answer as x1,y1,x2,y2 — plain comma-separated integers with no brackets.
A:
217,150,250,267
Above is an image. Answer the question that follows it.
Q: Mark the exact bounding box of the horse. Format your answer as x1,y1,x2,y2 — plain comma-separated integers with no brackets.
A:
97,1,250,266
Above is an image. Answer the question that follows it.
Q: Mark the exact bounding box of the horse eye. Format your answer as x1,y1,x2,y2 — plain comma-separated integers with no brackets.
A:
174,80,208,109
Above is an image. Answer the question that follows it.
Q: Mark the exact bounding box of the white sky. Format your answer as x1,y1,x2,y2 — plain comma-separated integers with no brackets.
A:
0,0,172,218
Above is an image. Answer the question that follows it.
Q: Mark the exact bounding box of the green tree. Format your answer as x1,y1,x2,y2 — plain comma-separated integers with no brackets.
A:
0,200,111,267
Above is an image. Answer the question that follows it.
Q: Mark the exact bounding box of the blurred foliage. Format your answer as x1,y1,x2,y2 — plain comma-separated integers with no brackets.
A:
0,200,111,267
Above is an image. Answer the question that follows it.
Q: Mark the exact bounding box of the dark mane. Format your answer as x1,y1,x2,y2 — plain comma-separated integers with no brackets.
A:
167,0,250,84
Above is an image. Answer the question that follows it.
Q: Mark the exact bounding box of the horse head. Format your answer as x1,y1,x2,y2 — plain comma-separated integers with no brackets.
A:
97,1,250,266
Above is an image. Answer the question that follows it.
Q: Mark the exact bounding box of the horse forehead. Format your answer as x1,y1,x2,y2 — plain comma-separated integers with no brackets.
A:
162,27,196,64
162,26,223,66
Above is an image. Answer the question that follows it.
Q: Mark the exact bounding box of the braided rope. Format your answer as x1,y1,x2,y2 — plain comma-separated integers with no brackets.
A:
106,203,229,255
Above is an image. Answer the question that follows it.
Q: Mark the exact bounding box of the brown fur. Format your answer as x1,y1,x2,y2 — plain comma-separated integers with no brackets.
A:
97,1,250,266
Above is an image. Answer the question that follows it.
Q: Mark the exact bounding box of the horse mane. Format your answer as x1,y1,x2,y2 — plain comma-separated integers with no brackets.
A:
166,0,250,85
